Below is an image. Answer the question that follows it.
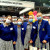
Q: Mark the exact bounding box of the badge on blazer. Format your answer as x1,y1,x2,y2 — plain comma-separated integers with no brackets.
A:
10,28,13,30
42,28,45,31
22,28,24,30
33,26,36,29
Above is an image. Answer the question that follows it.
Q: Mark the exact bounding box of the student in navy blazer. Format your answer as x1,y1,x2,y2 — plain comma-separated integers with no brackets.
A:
48,24,50,42
24,15,37,50
15,18,26,50
48,19,50,42
35,13,49,50
48,19,50,50
0,15,17,50
48,24,50,50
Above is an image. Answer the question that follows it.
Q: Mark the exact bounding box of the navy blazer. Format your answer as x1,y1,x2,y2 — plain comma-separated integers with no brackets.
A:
48,25,50,42
14,23,27,45
0,22,17,42
24,22,37,42
34,20,49,43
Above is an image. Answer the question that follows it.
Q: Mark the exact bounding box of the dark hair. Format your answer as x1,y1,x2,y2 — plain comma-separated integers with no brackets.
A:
17,18,22,20
6,15,12,18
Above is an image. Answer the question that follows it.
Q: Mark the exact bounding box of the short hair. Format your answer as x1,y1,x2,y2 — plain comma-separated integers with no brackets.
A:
37,12,42,17
29,15,33,18
17,18,22,21
6,15,12,18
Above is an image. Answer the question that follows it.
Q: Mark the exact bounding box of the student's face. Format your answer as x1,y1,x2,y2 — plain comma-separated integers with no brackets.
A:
37,13,42,20
28,16,33,22
5,16,12,23
17,19,22,25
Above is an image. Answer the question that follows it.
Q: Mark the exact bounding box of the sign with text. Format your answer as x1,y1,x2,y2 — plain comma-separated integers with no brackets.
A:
0,1,35,8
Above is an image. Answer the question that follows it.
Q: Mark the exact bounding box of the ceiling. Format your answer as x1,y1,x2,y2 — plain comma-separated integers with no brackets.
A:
0,6,24,12
0,0,50,17
22,0,50,6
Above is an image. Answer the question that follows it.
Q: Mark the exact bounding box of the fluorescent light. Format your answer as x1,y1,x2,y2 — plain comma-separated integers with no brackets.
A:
49,1,50,2
19,8,33,14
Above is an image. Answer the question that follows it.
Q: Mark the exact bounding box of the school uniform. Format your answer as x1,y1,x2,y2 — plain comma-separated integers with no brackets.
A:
0,22,17,50
14,23,26,50
48,24,50,50
48,25,50,42
24,22,37,49
34,20,49,50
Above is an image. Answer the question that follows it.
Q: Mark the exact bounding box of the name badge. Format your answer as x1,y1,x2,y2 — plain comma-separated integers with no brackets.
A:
22,28,24,30
33,26,36,29
10,28,13,30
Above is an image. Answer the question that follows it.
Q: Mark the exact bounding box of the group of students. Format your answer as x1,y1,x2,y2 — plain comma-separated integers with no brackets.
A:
0,12,50,50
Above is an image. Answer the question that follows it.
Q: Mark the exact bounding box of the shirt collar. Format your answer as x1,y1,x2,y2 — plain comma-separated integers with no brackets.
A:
3,23,11,27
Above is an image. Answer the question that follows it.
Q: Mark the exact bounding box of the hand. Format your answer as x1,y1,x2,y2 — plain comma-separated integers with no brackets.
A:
42,40,47,44
13,41,16,45
25,48,28,50
29,40,33,43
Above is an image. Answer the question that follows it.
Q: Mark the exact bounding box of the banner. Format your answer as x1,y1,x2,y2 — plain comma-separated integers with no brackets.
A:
0,0,35,8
